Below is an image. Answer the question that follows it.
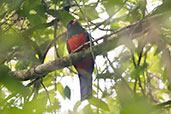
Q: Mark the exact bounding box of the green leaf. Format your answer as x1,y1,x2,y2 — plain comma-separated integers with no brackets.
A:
148,53,162,74
55,10,74,26
19,0,46,25
80,5,99,20
2,107,22,114
83,104,93,114
64,85,71,99
4,0,24,12
0,65,30,97
46,99,61,113
22,94,48,114
110,22,121,29
162,69,167,83
0,33,23,53
73,101,81,112
28,13,45,25
89,96,110,111
57,82,65,99
57,42,67,57
102,0,124,16
120,97,154,114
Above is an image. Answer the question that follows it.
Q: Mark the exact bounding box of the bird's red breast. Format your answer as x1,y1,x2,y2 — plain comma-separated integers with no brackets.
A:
68,32,92,71
68,32,89,52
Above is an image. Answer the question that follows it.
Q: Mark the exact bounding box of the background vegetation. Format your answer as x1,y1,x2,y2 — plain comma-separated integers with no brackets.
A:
0,0,171,113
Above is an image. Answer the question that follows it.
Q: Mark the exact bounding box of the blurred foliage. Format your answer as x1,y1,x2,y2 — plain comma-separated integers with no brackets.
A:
0,0,171,114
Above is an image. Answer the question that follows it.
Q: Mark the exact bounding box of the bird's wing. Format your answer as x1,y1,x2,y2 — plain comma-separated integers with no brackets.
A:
66,38,71,54
84,31,90,42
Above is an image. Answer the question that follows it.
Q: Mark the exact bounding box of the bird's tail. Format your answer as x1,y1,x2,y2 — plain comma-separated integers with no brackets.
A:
79,73,92,101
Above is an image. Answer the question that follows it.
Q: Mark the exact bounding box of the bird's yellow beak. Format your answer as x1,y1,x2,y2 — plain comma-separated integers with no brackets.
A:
72,19,78,24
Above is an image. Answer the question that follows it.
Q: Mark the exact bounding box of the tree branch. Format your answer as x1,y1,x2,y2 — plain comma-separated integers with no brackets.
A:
156,100,171,107
9,34,118,80
9,11,171,80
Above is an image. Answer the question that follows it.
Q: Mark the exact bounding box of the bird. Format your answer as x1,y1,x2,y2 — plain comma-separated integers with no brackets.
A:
66,19,94,101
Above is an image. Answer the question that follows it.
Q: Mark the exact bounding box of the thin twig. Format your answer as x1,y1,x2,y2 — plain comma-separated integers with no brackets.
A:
40,79,52,105
143,49,148,94
137,48,145,96
105,56,132,92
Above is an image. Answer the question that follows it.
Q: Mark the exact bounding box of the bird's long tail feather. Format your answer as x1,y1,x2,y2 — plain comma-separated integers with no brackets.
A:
79,73,92,101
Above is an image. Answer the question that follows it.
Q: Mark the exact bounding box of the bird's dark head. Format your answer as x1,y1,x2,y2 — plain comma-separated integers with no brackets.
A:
67,19,82,31
67,19,85,37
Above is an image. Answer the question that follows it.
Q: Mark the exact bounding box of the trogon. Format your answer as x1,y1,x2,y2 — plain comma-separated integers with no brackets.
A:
66,19,94,101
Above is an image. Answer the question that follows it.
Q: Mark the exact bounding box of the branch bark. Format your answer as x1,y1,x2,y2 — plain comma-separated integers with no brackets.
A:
9,34,119,80
9,11,171,80
156,100,171,107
